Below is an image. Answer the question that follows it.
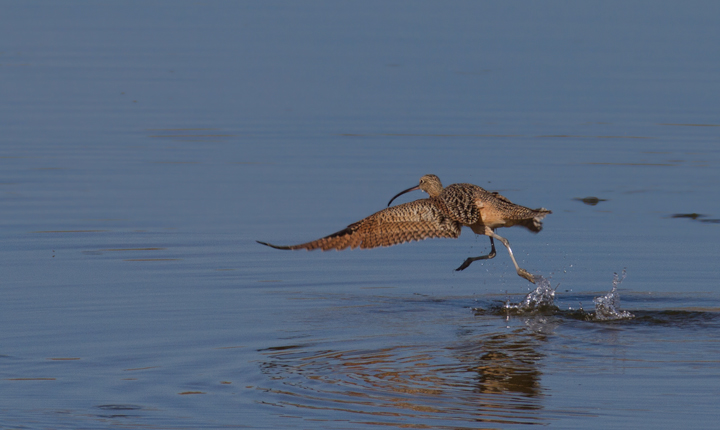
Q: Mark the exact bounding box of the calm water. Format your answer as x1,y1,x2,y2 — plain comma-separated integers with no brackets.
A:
2,2,720,429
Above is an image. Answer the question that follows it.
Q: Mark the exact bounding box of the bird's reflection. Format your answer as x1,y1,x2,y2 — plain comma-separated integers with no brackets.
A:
452,328,547,399
257,320,551,426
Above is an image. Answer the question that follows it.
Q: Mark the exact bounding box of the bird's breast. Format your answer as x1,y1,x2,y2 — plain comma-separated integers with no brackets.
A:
479,206,509,228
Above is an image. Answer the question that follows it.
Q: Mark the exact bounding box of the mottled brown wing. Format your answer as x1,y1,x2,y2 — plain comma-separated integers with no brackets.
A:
257,199,462,251
435,183,484,225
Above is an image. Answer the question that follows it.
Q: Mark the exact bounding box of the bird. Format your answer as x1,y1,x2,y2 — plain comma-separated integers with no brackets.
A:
257,174,551,283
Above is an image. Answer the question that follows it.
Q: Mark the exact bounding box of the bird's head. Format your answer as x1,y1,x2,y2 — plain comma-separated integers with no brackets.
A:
387,174,443,206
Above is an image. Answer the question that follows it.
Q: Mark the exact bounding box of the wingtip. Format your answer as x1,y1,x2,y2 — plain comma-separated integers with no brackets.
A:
256,240,290,250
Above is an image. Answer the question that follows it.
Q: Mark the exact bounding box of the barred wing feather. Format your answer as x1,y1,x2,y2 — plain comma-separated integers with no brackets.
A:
257,199,461,251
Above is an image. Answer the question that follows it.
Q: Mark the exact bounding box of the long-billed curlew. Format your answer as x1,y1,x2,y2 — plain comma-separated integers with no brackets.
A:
257,174,551,283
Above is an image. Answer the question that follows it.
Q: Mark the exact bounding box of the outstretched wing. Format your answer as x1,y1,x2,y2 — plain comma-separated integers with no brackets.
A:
257,199,462,251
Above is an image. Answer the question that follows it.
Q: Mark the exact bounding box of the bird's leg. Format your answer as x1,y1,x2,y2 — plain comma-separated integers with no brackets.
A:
455,237,497,271
489,231,536,284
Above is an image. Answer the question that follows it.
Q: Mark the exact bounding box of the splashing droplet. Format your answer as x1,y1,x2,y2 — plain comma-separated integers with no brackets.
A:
504,275,556,312
593,270,634,320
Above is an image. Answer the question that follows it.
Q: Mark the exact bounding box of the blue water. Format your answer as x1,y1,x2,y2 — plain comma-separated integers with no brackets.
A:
2,1,720,429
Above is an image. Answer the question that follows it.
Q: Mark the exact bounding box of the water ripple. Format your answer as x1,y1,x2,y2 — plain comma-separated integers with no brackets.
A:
257,332,552,427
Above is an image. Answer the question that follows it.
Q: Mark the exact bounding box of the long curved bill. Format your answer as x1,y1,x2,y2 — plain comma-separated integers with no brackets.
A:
387,184,420,207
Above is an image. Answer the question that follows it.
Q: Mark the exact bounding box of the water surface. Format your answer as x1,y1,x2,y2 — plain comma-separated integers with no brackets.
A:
1,2,719,429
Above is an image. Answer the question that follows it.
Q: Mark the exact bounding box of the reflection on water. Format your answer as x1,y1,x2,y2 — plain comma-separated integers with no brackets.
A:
258,328,549,427
255,271,720,428
453,329,545,399
4,1,720,428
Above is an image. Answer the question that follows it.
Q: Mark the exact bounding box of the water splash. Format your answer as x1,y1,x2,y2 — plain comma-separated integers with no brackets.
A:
504,275,556,312
592,270,634,320
495,272,634,321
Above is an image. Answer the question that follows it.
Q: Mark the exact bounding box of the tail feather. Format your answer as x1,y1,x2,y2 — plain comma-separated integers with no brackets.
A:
523,208,551,233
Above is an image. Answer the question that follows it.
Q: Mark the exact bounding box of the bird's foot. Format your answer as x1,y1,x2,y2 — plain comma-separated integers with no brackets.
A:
518,268,536,284
455,259,473,271
455,251,497,272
